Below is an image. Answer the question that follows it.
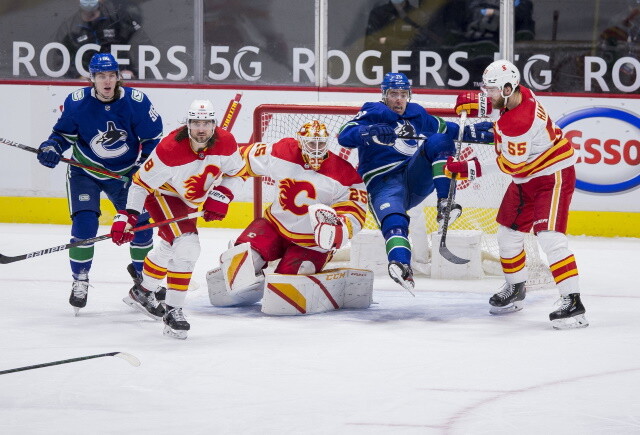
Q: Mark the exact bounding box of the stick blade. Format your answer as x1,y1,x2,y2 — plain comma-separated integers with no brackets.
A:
113,352,141,367
0,254,19,264
438,245,470,265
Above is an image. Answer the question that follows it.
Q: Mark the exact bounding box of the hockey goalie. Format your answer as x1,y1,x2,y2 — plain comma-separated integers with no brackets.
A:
207,120,374,315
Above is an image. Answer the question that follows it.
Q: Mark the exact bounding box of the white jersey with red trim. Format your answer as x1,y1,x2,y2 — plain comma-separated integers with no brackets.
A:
493,86,577,184
242,137,367,248
127,126,244,212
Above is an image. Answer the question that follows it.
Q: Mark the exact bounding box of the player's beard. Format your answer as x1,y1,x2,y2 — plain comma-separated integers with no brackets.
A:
492,95,506,111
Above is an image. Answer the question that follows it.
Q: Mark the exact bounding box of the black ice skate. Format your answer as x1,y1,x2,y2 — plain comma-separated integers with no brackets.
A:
388,261,415,295
549,293,589,330
127,263,166,302
123,283,166,320
489,282,526,314
437,198,462,232
69,278,89,316
163,307,190,340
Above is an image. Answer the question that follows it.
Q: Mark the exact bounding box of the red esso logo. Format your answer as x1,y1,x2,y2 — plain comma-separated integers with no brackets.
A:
564,118,639,187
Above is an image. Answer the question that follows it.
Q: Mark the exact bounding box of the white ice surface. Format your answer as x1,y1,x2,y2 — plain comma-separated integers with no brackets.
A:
1,223,639,434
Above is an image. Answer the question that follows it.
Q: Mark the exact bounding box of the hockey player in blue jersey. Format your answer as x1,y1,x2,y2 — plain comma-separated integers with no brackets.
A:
338,72,493,291
37,52,163,314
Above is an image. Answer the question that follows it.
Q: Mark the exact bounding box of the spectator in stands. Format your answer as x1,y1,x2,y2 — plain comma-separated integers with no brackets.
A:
54,0,152,79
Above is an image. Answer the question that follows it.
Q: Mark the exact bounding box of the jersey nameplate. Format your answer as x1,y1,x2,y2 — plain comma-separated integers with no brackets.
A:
131,89,143,102
72,89,85,101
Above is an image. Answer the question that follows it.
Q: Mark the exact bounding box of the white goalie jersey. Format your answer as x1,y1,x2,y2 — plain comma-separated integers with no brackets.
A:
242,138,367,248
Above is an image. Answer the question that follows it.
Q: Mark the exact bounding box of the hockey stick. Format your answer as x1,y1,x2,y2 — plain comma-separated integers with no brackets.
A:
0,352,140,375
438,110,470,265
0,211,203,264
0,137,129,182
220,92,243,131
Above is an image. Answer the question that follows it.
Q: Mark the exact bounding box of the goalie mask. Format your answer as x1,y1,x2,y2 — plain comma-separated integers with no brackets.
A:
187,99,216,145
481,60,520,106
297,120,329,170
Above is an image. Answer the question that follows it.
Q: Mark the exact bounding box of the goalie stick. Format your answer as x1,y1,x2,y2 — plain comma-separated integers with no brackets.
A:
0,352,140,375
220,92,243,131
0,137,130,182
438,110,470,265
0,211,203,264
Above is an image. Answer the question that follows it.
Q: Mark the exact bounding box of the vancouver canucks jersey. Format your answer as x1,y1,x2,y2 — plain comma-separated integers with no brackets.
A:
47,86,163,179
338,101,457,186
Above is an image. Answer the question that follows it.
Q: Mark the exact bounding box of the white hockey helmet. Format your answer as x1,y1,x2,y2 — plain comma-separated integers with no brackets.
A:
187,99,216,145
482,59,520,92
187,99,216,121
297,120,330,170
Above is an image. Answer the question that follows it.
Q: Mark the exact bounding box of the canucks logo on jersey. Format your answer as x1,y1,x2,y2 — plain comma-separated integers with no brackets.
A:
393,120,425,156
90,121,129,159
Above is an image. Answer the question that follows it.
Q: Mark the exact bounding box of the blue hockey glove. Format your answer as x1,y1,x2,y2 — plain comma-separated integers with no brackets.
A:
359,124,397,146
37,140,62,168
463,122,494,143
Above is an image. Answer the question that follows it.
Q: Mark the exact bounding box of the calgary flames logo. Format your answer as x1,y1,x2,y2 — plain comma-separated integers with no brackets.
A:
278,178,316,215
184,165,221,201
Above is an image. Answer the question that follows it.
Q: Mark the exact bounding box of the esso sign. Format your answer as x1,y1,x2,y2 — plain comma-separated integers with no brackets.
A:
557,107,640,193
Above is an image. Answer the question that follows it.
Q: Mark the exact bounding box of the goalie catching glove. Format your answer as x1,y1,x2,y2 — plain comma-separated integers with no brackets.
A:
308,204,349,251
111,210,139,245
444,156,482,181
203,186,234,221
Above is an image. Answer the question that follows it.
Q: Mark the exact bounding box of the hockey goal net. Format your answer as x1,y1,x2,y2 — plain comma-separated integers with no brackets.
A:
252,103,553,288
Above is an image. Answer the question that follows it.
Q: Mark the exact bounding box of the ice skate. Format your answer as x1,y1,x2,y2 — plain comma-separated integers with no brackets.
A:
437,198,462,232
388,261,415,295
69,278,89,316
123,283,165,320
163,307,190,340
550,293,589,330
127,263,166,302
489,282,526,314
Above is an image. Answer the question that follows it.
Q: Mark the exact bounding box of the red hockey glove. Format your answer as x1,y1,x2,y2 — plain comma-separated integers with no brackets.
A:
444,156,482,181
203,186,234,221
111,210,139,245
455,92,492,117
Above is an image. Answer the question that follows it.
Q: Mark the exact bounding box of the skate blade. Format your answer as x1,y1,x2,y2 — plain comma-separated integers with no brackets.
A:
552,314,589,330
122,296,162,321
489,301,524,315
163,325,188,340
388,266,415,296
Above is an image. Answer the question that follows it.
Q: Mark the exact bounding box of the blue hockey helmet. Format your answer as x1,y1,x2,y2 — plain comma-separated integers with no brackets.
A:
89,53,119,75
381,72,411,101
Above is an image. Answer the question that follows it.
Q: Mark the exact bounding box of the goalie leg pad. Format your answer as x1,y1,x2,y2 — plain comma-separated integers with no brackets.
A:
206,266,264,307
221,242,262,294
261,268,374,316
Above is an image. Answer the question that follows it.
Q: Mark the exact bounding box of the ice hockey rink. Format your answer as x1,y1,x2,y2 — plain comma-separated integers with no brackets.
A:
1,222,639,434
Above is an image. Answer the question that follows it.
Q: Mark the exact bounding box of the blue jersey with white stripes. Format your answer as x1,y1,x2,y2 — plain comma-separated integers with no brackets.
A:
47,86,163,179
338,101,458,185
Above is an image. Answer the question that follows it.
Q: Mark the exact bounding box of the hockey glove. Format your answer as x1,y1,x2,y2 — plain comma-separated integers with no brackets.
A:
359,124,397,146
203,186,234,221
463,122,494,143
455,92,492,117
111,210,140,245
37,140,62,168
444,156,482,180
308,204,349,250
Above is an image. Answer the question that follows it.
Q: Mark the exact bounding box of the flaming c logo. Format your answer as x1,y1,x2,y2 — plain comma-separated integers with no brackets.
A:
278,178,316,215
184,165,221,201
